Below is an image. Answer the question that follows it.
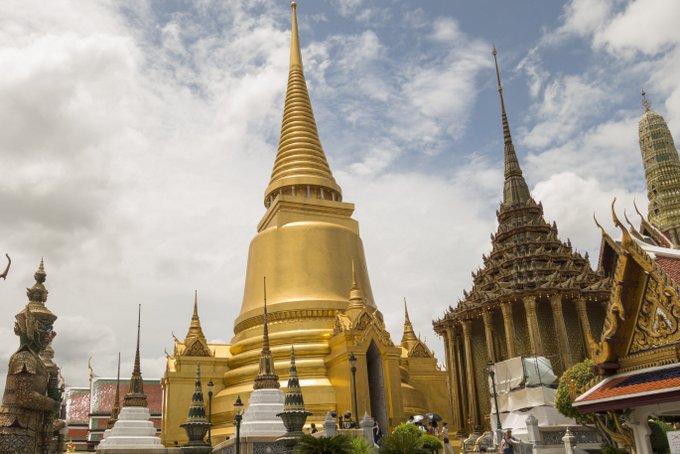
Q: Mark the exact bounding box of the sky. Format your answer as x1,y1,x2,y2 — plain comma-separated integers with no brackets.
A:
1,0,679,389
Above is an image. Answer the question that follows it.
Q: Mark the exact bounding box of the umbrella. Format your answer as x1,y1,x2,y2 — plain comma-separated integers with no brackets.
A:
412,415,425,423
425,413,442,422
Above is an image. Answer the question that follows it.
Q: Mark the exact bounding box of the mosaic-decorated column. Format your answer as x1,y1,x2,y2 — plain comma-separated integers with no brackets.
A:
445,325,463,432
500,302,516,358
482,310,496,362
523,296,544,356
461,320,480,432
549,294,573,370
575,296,595,358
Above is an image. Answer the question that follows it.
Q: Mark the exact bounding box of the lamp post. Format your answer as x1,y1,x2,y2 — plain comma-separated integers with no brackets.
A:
234,395,244,454
207,379,214,445
487,361,502,447
348,352,358,427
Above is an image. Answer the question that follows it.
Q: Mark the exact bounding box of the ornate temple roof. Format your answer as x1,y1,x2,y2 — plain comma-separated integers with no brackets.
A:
434,49,608,325
638,90,680,247
401,300,434,358
264,0,341,206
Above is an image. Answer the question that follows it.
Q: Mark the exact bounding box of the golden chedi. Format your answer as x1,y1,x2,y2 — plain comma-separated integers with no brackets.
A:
162,2,449,446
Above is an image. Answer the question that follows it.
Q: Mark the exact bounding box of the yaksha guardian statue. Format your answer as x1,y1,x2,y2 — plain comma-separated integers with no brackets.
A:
0,260,61,453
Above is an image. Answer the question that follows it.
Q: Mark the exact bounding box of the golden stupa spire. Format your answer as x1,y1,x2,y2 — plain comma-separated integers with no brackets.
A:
264,1,341,207
107,352,121,428
253,277,280,390
492,46,531,208
400,298,419,349
124,304,148,407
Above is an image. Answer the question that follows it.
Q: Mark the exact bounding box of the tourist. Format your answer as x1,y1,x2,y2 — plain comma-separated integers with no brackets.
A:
373,420,382,444
500,428,520,454
310,423,318,434
406,415,415,425
441,422,452,454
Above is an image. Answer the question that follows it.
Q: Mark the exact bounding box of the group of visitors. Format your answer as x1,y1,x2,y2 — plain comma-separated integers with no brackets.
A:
406,415,453,453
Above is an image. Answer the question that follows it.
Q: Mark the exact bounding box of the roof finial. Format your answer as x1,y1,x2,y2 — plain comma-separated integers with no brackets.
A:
400,298,419,349
642,88,651,112
348,259,365,309
404,297,411,324
492,46,531,208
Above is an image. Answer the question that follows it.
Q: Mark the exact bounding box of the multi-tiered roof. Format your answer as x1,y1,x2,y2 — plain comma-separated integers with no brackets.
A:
436,49,608,323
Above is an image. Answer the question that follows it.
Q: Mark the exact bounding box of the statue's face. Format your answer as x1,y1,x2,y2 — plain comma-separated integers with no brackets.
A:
34,320,55,351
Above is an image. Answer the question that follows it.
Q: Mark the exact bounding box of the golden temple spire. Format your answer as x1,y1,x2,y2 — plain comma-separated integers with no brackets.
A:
638,95,680,246
264,0,341,207
400,298,419,350
108,352,121,428
253,277,280,389
492,46,531,208
124,304,147,407
185,290,207,341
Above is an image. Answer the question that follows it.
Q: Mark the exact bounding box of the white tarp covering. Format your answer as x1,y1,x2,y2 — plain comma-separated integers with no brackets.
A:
491,386,557,413
489,406,575,437
489,356,558,394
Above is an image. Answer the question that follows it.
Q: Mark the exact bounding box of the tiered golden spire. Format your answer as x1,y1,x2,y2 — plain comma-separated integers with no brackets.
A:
124,305,147,407
264,1,341,206
107,352,121,428
401,299,419,350
253,278,280,390
638,91,680,246
185,290,206,340
492,46,531,208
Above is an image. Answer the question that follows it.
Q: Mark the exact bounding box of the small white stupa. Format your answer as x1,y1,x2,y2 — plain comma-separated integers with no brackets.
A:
240,280,285,437
97,306,165,451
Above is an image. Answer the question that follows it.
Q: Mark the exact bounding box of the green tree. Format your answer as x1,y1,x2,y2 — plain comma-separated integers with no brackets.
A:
293,434,354,454
555,359,595,424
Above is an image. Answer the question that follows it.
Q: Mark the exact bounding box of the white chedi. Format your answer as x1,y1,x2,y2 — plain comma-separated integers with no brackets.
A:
239,388,286,437
97,406,164,450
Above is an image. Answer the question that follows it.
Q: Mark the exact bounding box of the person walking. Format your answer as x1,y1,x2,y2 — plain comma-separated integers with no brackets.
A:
441,422,453,454
500,428,520,454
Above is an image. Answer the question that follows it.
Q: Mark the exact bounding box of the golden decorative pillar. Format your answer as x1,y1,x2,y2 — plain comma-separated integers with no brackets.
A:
549,294,573,370
482,310,496,362
500,302,516,358
460,320,480,433
575,297,595,358
445,326,462,432
523,296,543,356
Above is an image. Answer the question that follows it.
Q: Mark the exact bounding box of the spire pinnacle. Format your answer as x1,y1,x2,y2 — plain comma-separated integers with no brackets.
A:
348,259,365,309
400,298,419,349
492,47,531,208
185,290,207,341
107,352,121,428
264,1,341,206
124,305,147,407
642,88,651,112
254,277,280,390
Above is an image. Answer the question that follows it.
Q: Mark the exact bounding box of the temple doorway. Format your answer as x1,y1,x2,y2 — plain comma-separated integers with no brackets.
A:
366,341,388,432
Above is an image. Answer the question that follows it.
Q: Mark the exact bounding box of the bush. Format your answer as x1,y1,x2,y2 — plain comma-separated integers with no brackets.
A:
421,434,442,451
351,435,375,454
294,433,354,454
649,419,671,454
379,428,427,454
555,359,595,424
